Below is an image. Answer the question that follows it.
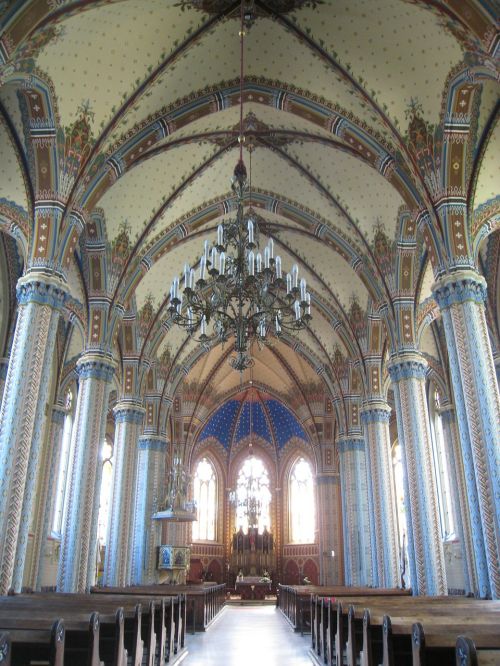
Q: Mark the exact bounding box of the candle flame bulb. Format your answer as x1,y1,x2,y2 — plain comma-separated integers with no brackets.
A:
248,250,255,276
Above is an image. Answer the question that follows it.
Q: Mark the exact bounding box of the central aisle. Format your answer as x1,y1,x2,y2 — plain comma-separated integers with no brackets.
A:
183,605,313,665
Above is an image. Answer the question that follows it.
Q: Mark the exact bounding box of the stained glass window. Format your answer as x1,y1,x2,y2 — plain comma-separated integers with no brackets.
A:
192,457,217,541
235,456,271,534
429,386,455,540
289,457,315,543
97,439,113,545
51,389,73,535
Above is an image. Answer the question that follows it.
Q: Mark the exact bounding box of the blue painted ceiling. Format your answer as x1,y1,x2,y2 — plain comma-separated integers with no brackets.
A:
198,390,307,450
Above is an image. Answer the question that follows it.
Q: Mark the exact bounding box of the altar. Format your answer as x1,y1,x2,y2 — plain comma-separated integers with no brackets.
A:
230,526,276,579
235,576,271,600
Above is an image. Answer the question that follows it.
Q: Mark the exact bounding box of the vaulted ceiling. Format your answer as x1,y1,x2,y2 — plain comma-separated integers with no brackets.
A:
0,0,498,413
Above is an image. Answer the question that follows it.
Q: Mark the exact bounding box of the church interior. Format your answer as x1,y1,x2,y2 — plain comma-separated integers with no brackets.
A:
0,0,498,662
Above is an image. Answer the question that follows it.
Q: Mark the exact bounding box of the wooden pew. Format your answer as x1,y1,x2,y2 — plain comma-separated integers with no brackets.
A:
343,597,500,666
0,633,10,666
282,584,411,635
93,583,224,634
456,635,500,666
310,593,500,666
0,595,143,666
0,611,103,666
0,597,136,666
7,618,65,666
93,587,186,657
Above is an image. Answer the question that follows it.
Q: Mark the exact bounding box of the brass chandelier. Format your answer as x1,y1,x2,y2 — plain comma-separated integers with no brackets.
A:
168,3,312,372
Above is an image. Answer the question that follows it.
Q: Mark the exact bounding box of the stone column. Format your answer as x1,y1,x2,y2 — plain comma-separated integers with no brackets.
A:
337,437,373,586
316,474,342,585
0,273,67,594
388,353,446,595
433,271,500,599
131,435,166,584
28,405,66,590
440,405,474,595
57,353,115,593
103,401,145,587
361,404,399,588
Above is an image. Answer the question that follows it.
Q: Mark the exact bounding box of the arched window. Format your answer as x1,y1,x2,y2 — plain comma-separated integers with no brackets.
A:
391,440,410,587
289,457,315,544
51,389,74,536
192,457,217,541
392,441,407,551
97,439,113,546
235,456,271,534
429,385,455,540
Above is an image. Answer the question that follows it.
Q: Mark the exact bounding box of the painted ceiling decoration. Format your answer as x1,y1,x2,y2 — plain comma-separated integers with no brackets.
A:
0,0,497,444
198,387,308,451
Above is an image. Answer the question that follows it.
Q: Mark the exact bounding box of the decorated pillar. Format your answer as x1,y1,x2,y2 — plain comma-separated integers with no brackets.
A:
440,405,474,595
433,271,500,598
0,273,67,594
57,352,115,593
388,353,446,595
131,435,167,584
28,404,66,590
337,437,372,586
316,473,342,585
103,401,145,587
361,403,399,588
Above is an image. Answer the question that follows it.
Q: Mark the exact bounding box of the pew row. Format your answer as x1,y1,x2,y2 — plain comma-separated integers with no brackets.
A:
0,591,187,665
92,582,226,633
307,593,500,666
278,584,411,635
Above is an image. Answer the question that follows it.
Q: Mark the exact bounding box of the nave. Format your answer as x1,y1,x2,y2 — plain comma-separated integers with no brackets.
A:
0,0,499,631
184,605,311,666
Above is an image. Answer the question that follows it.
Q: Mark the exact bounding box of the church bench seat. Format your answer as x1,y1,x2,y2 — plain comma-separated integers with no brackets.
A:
281,584,411,635
93,583,224,634
6,591,185,662
0,602,128,666
0,614,101,666
92,587,187,653
456,636,500,666
380,613,500,666
308,595,500,666
5,618,65,666
0,633,10,666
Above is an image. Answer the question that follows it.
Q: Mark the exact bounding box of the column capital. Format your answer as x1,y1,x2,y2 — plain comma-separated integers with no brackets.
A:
17,272,68,310
138,435,167,452
114,401,145,424
51,406,67,425
336,437,365,453
387,352,427,382
360,402,391,424
76,352,116,381
438,404,456,425
432,270,487,310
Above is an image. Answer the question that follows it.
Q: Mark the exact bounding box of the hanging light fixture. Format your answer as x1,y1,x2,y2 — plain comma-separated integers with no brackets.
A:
168,2,312,372
228,386,264,530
